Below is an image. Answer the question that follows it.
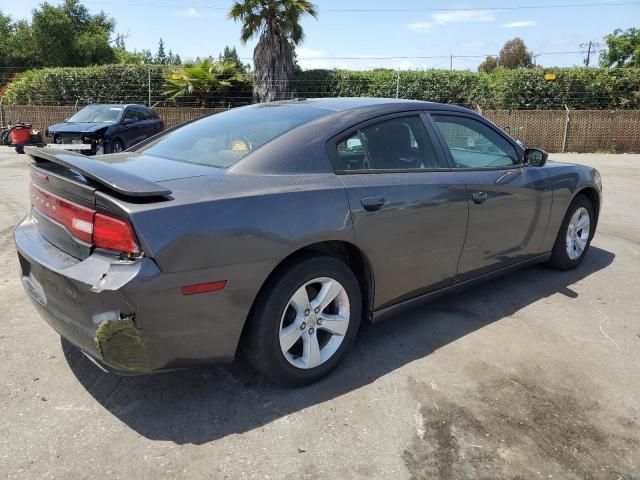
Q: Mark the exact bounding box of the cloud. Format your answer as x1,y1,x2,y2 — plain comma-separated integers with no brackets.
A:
502,20,537,28
176,7,201,17
406,22,433,33
432,10,495,24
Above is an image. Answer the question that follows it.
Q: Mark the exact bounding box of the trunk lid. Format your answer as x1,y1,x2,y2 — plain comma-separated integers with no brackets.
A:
25,147,211,259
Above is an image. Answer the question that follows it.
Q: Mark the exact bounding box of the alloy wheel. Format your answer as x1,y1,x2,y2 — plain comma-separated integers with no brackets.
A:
279,277,350,369
566,206,591,260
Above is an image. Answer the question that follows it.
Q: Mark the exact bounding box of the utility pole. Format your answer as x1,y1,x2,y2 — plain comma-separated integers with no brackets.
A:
450,54,453,71
580,41,599,67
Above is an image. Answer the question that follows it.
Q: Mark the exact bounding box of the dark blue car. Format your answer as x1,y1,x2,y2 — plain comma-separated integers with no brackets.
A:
46,104,164,155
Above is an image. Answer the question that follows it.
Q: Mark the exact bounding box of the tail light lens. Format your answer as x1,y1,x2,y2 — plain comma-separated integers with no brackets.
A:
31,184,140,255
93,213,139,254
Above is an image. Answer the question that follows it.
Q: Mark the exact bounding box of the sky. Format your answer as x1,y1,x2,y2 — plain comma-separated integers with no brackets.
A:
1,0,639,70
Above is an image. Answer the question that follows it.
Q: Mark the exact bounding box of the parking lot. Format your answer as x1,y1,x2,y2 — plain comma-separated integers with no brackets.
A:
0,147,638,479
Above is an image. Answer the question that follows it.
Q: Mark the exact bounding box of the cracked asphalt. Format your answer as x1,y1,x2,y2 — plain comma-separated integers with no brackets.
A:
1,148,639,479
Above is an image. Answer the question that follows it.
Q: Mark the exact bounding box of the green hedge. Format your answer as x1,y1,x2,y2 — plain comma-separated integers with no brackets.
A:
295,68,640,109
4,65,640,109
2,65,167,105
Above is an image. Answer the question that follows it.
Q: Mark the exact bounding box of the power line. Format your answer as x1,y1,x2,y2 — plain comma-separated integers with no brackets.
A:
0,50,601,67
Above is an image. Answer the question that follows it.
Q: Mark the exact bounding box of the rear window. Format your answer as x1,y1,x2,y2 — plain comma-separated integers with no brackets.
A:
135,105,330,168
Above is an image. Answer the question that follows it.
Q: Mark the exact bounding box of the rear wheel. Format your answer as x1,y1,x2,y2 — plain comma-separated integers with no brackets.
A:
243,256,362,386
548,194,595,270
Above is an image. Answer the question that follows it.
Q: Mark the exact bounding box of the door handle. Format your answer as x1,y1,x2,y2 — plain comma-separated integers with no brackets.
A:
472,191,488,204
361,196,386,211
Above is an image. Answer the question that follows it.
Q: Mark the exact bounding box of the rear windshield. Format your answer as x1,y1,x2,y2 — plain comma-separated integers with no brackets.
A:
135,104,330,168
68,105,123,123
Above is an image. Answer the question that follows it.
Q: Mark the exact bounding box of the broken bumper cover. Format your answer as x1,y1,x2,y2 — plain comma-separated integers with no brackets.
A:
14,215,247,374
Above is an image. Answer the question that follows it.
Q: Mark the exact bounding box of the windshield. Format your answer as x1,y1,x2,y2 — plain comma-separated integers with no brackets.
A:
136,104,331,168
67,105,123,123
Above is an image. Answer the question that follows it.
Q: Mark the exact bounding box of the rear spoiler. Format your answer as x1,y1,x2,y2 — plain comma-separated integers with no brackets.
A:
25,147,171,198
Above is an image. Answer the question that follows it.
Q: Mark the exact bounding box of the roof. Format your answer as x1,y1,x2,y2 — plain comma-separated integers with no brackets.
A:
87,103,150,108
266,97,477,115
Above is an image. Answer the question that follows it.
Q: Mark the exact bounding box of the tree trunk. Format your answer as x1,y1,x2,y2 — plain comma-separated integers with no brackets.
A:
253,31,295,103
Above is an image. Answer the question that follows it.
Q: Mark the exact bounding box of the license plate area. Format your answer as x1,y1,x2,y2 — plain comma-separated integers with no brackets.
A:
46,144,92,151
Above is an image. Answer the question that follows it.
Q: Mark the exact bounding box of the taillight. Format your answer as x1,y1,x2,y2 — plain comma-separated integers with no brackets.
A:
31,184,94,243
31,184,140,255
93,213,139,255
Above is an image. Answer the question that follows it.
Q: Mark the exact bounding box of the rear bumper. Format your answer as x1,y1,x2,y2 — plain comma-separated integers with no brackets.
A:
14,214,256,374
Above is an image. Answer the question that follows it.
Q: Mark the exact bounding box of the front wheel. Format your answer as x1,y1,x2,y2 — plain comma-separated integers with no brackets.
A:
548,194,595,270
243,256,362,386
110,139,124,153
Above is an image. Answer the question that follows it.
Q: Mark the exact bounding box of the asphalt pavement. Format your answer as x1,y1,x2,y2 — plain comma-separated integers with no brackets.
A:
1,148,638,479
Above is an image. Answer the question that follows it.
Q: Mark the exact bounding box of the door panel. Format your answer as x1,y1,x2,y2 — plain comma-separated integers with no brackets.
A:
342,173,468,308
429,113,553,280
452,167,552,280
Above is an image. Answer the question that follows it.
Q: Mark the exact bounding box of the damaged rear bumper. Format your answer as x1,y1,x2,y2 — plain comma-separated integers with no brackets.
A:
14,214,245,374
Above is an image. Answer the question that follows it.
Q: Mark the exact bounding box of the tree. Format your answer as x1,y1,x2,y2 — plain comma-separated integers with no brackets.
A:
219,45,249,73
114,33,126,49
1,2,116,69
114,48,146,64
600,28,640,67
164,59,246,107
141,49,153,64
498,37,533,69
228,0,317,102
0,12,38,70
478,56,499,73
156,38,167,65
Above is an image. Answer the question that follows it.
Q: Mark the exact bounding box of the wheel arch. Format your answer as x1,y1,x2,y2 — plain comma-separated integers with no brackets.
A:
238,240,375,350
574,186,600,224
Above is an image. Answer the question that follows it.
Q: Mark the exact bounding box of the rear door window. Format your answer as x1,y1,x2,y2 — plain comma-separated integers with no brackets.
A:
335,116,440,171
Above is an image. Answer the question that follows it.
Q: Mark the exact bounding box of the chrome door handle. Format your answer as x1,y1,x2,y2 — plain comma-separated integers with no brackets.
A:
361,197,386,211
472,191,488,204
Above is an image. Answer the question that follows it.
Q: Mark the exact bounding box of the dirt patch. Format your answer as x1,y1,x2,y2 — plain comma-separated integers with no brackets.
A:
403,368,639,479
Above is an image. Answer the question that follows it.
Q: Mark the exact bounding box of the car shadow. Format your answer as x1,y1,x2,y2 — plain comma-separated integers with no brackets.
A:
63,246,615,445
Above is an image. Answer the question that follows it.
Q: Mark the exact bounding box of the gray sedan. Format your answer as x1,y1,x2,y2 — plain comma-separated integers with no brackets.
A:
14,98,602,385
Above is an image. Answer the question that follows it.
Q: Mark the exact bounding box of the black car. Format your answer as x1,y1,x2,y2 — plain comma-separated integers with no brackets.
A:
16,98,602,386
46,104,164,155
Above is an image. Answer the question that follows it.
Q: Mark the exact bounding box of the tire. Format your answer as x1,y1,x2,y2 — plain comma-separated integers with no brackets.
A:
548,194,595,270
243,255,362,386
15,145,24,154
110,139,124,153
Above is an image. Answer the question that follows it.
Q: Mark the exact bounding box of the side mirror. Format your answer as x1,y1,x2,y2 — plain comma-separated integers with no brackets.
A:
524,148,548,167
122,118,135,124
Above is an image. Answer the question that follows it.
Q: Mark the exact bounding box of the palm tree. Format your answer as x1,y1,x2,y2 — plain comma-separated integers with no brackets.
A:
164,59,245,107
229,0,317,102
